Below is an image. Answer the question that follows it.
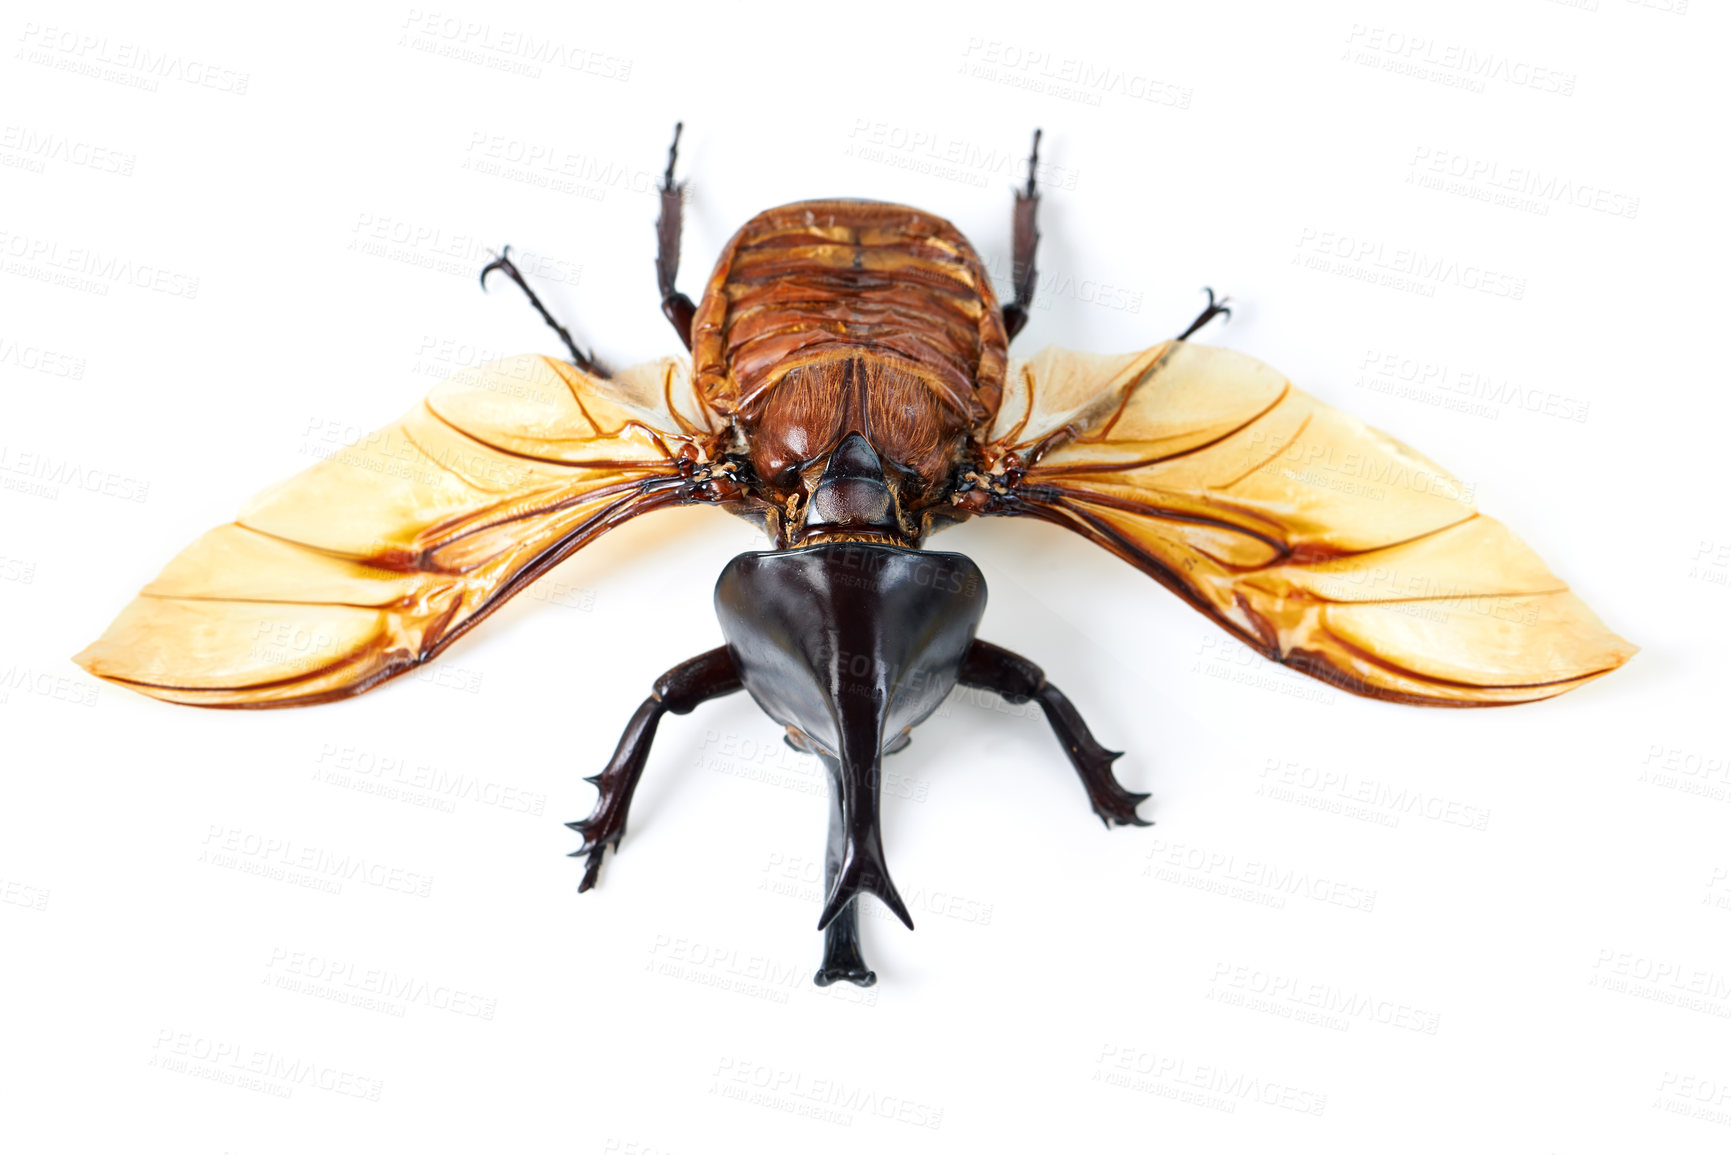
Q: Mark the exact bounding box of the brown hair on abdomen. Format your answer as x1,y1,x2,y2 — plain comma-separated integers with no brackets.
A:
691,200,1008,435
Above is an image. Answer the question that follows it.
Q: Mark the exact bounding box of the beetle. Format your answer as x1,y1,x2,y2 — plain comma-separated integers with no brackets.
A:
77,125,1634,986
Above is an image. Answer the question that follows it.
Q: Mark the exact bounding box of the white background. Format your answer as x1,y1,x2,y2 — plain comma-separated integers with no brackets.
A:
3,0,1726,1150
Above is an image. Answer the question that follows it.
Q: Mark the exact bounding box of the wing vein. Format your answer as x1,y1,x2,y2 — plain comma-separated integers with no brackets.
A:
137,592,412,611
976,342,1632,706
1036,384,1293,476
1211,410,1313,491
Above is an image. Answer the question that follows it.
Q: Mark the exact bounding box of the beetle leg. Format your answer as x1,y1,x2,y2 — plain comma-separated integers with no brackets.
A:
1001,127,1043,342
813,752,877,987
1176,286,1233,341
958,639,1151,828
479,245,609,377
567,646,742,891
656,121,698,350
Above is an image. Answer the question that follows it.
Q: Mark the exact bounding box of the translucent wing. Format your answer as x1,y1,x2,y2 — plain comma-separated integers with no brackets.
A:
76,355,725,707
973,341,1635,705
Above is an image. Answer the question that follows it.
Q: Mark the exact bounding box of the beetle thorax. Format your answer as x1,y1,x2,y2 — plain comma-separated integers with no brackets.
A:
743,354,965,545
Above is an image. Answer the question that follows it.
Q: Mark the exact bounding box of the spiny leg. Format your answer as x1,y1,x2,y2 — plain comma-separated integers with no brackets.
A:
1176,286,1232,342
813,752,875,988
958,639,1150,827
655,121,697,349
568,646,742,890
479,245,608,377
1001,127,1043,342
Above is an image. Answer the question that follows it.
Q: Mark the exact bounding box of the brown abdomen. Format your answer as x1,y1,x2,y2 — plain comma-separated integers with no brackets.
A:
691,200,1007,431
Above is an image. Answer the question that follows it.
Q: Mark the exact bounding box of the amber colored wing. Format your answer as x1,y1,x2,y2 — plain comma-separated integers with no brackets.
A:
75,355,725,707
972,341,1635,705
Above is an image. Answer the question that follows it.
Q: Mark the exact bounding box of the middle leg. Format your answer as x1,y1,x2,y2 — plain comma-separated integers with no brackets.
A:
1176,286,1232,341
479,245,608,377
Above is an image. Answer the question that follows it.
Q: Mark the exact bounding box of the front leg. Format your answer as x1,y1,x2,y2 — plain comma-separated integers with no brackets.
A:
568,646,742,890
958,639,1150,827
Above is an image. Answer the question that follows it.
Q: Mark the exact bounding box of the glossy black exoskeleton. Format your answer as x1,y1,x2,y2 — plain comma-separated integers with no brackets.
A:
570,540,1148,986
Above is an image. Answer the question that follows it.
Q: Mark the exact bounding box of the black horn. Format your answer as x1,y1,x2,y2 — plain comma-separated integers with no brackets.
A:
714,543,987,982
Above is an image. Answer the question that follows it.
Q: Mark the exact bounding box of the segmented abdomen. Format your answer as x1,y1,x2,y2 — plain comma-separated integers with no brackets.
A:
691,200,1007,429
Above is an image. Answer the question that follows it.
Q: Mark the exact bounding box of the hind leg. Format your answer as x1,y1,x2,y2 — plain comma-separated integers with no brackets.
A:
655,122,697,349
959,639,1150,827
1001,128,1043,343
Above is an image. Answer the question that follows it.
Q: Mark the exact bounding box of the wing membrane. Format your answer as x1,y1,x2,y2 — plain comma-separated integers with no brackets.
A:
76,355,721,707
977,341,1634,705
